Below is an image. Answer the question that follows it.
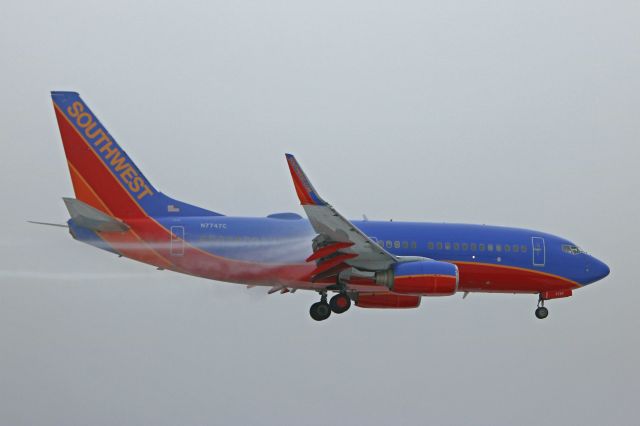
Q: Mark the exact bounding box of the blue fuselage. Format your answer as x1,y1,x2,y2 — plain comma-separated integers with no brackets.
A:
106,215,609,288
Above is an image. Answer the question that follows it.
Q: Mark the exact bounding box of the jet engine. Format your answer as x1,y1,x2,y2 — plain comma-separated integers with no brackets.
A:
375,260,458,296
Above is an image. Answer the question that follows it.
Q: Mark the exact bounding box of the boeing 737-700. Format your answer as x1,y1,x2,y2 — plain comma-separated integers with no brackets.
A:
43,91,610,321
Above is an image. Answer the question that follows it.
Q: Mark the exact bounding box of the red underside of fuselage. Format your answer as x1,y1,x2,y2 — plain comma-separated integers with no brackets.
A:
453,262,579,294
342,262,579,295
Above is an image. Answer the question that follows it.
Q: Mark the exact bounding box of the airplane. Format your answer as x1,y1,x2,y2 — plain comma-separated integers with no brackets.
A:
44,91,610,321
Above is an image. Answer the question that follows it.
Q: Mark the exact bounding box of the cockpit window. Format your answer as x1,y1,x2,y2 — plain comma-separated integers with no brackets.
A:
562,244,585,255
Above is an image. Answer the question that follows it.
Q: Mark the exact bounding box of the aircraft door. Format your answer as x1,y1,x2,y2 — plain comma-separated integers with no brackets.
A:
531,237,545,267
170,225,185,256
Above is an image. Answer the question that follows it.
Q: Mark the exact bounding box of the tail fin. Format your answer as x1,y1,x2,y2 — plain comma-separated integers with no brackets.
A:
51,91,222,219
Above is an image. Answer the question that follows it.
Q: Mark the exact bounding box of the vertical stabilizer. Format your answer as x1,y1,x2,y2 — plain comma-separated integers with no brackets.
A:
51,91,222,219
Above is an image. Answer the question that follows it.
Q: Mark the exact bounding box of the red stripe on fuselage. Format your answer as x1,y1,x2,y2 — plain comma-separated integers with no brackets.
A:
454,261,580,293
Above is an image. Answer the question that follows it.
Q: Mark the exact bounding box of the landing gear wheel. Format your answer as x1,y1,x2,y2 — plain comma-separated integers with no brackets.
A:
535,306,549,319
310,301,331,321
329,293,351,314
535,294,549,320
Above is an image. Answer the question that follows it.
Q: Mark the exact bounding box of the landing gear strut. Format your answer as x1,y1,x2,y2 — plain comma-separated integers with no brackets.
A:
329,293,351,314
309,292,331,321
535,296,549,320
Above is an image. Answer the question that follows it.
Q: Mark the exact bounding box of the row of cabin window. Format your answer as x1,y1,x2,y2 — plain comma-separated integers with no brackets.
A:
376,239,527,253
377,240,418,249
427,242,528,253
198,235,269,243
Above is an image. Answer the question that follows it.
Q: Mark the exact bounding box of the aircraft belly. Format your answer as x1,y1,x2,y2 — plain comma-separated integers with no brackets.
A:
455,261,580,293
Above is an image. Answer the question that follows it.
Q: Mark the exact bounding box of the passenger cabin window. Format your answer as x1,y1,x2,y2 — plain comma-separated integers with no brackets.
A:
411,241,417,249
462,243,468,251
487,244,494,252
479,244,485,251
445,242,451,250
513,245,519,253
428,242,434,250
454,243,460,250
496,244,502,252
521,245,527,253
470,243,477,251
437,242,443,250
402,241,409,249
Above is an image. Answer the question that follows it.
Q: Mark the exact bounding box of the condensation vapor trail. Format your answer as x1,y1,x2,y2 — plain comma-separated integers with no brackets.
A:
0,270,157,281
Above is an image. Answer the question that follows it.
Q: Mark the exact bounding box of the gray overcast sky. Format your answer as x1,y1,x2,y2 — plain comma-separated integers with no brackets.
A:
1,1,639,425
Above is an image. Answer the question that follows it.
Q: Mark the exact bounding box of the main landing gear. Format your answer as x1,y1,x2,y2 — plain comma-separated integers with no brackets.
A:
309,295,331,321
309,292,352,321
330,293,351,314
535,296,549,320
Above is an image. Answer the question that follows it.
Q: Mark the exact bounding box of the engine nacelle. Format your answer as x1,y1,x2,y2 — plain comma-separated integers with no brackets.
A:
355,294,421,309
375,260,458,296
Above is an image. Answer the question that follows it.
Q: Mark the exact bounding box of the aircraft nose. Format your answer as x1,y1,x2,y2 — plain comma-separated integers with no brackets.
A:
587,257,610,283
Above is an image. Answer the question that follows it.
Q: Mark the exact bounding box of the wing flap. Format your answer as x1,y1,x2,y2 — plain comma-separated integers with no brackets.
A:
311,253,358,276
311,263,352,283
306,241,354,262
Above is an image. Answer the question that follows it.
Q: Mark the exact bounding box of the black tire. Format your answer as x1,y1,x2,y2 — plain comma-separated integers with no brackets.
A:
535,306,549,319
310,302,331,321
329,294,351,314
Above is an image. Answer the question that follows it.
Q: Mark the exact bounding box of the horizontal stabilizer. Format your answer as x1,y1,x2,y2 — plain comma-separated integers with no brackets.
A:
27,221,68,228
63,197,129,233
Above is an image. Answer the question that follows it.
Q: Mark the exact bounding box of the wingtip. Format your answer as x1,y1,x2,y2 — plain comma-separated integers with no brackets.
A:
285,154,327,206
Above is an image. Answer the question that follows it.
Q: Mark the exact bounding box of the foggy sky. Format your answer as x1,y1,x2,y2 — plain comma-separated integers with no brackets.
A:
1,1,639,425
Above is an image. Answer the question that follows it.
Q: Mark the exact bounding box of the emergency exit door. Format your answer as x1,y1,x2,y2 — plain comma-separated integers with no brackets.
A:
170,226,185,256
531,237,545,267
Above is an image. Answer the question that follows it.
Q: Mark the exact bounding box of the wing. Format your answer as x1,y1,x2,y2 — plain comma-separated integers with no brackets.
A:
285,154,397,282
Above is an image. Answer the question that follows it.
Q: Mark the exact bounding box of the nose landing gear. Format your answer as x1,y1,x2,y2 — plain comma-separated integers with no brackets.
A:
535,296,549,319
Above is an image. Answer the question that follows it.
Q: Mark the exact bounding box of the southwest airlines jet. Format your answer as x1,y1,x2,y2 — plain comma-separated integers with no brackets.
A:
46,91,610,321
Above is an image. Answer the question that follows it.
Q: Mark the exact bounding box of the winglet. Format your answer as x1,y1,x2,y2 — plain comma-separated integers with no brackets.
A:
285,154,327,206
